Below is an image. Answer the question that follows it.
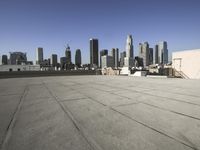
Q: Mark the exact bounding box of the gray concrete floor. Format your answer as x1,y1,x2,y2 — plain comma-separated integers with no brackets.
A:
0,76,200,150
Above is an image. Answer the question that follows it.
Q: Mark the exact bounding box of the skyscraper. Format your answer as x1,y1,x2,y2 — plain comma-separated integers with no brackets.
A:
36,47,43,65
65,44,71,65
51,54,57,67
75,49,81,67
126,35,134,58
1,55,8,65
149,48,153,65
101,55,114,68
60,57,67,70
120,51,126,67
154,44,159,64
10,52,27,65
90,38,99,67
111,48,119,68
158,41,168,64
124,35,134,67
139,42,150,67
100,49,108,68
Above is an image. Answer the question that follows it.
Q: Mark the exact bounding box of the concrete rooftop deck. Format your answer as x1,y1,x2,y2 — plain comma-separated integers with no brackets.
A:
0,76,200,150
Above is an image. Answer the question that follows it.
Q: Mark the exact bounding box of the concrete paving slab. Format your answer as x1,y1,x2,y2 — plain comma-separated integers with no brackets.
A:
4,96,92,150
1,76,200,150
0,95,21,147
115,103,200,150
62,99,193,150
136,94,200,120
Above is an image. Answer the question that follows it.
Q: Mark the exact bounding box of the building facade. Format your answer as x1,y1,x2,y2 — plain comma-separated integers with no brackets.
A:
51,54,57,67
9,52,27,65
120,51,126,67
60,57,67,70
158,41,168,64
111,48,119,68
36,47,43,65
172,49,200,79
1,55,8,65
100,49,108,68
154,44,159,64
139,42,150,67
65,45,71,65
90,38,99,68
101,55,114,68
75,49,82,67
149,48,153,65
124,35,134,67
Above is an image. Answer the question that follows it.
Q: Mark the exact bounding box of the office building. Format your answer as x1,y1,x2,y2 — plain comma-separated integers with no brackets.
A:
120,51,126,67
139,42,150,67
100,49,108,68
101,55,114,68
51,54,57,67
149,48,153,65
126,35,134,58
1,55,8,65
158,41,168,64
154,45,159,64
36,47,43,65
60,57,67,70
90,38,99,67
65,44,71,65
9,52,27,65
124,35,134,67
111,48,119,68
75,49,82,67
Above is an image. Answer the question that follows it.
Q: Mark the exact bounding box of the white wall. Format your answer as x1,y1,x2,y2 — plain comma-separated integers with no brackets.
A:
172,49,200,79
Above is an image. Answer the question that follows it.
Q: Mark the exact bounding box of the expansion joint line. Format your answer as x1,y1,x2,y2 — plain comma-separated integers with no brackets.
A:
0,86,29,150
42,82,103,150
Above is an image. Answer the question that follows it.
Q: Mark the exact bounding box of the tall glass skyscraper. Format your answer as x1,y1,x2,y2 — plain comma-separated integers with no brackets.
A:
158,41,168,64
36,47,43,65
75,49,82,67
124,35,134,67
90,38,99,67
111,48,119,68
100,49,108,68
154,44,159,64
126,35,134,58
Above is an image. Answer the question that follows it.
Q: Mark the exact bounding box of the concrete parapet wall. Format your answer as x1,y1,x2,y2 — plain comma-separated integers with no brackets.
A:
0,70,98,79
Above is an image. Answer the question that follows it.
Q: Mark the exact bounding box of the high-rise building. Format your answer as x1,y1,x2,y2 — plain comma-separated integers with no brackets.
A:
124,35,134,67
154,44,159,64
100,49,108,68
111,48,119,68
90,38,99,67
126,35,134,58
120,51,126,67
75,49,82,67
51,54,57,67
149,48,153,65
101,55,114,68
36,47,43,65
139,42,150,67
65,45,71,65
9,52,27,65
158,41,168,64
1,55,8,65
60,57,67,70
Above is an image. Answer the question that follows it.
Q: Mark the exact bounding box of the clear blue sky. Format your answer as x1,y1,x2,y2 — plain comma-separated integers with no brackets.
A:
0,0,200,63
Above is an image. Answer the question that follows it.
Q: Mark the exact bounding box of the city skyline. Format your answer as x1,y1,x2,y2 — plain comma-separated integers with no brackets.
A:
0,0,200,63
